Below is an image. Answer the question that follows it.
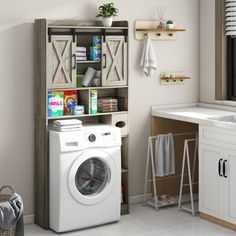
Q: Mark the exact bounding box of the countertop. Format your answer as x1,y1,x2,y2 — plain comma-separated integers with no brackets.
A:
151,103,236,129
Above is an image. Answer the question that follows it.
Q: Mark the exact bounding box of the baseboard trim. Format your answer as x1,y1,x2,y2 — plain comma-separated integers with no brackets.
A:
129,193,152,205
200,212,236,231
24,215,34,225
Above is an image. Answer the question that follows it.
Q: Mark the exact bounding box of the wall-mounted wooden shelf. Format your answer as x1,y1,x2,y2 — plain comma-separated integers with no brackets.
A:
135,21,186,40
160,76,190,85
136,28,186,32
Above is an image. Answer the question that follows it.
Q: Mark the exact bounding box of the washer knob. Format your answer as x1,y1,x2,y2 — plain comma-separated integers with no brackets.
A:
88,134,96,142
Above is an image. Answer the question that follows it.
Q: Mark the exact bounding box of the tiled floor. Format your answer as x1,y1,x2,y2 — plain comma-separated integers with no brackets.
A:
25,205,236,236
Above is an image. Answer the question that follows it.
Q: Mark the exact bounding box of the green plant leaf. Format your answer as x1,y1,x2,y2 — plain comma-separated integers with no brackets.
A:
96,2,118,18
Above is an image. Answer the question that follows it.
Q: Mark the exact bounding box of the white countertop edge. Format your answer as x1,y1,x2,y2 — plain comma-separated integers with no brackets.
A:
151,103,198,112
199,102,236,112
151,102,236,129
151,102,236,114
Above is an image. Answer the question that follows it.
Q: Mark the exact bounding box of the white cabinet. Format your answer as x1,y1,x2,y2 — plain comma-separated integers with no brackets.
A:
224,150,236,224
199,143,224,219
199,125,236,225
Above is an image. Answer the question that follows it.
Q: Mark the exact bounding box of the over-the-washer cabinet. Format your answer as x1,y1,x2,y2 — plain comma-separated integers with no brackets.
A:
34,19,129,229
199,125,236,226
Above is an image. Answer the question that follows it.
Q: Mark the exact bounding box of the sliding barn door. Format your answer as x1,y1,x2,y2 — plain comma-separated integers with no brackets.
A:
102,36,128,86
47,36,76,89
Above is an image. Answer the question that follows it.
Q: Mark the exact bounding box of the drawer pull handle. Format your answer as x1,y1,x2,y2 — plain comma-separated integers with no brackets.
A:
218,159,223,177
223,160,227,178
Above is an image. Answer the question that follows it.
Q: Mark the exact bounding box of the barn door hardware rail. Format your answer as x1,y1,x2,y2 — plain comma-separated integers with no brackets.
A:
48,28,128,43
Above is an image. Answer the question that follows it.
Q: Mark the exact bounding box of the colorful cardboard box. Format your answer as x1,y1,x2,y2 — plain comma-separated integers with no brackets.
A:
48,91,64,117
64,90,78,115
90,90,97,114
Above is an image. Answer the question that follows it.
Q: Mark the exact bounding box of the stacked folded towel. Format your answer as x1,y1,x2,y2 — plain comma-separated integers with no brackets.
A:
76,47,87,61
51,119,83,132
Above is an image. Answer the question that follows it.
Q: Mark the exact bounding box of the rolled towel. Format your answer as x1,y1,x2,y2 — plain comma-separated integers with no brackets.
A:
90,77,101,87
95,70,102,78
82,67,96,87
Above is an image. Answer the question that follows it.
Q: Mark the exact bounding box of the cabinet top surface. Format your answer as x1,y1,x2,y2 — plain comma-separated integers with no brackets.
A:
151,103,236,129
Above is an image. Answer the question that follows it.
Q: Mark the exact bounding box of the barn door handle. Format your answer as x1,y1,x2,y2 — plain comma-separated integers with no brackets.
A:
223,160,228,178
72,54,76,70
218,159,223,177
103,54,107,69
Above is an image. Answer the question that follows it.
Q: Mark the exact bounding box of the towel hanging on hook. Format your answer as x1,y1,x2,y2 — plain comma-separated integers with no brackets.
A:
140,33,157,78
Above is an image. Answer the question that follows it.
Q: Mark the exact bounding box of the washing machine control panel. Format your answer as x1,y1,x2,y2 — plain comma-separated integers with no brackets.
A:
88,134,96,142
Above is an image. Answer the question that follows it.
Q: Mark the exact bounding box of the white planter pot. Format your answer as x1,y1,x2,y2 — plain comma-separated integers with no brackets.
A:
102,17,113,27
166,23,175,29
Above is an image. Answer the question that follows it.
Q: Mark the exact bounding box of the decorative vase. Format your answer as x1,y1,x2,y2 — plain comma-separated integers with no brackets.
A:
102,17,113,27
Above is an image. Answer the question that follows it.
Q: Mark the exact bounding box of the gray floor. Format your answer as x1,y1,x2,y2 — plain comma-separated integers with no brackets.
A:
25,205,236,236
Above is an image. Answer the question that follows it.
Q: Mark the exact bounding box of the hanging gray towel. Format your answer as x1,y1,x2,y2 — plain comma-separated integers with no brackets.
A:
155,133,175,177
0,193,23,232
140,33,157,77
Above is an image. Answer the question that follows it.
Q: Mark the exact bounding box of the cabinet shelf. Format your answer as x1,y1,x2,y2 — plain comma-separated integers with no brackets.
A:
76,60,101,64
47,111,128,120
48,86,128,92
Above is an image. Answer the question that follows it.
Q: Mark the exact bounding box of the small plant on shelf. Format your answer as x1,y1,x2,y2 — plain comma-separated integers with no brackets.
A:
96,3,118,27
166,20,175,29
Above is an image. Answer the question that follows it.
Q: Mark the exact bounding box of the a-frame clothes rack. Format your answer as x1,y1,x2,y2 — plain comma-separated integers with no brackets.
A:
143,131,199,215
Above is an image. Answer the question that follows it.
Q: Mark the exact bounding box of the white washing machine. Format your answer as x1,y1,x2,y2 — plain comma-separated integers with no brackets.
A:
49,125,122,233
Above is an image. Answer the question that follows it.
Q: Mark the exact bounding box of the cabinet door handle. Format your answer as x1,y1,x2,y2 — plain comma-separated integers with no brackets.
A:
72,54,76,70
103,54,107,69
218,159,223,177
223,160,228,178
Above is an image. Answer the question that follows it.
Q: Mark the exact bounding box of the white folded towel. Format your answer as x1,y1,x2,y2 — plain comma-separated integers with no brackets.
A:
53,119,82,126
76,47,86,52
76,56,87,61
140,34,157,77
76,52,87,57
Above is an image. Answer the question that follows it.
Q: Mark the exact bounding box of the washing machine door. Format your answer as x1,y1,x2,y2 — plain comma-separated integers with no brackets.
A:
68,149,117,205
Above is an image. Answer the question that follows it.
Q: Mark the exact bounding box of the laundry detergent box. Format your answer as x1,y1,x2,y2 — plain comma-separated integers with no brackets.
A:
90,46,101,61
93,36,101,47
90,90,97,114
64,90,78,115
48,91,64,117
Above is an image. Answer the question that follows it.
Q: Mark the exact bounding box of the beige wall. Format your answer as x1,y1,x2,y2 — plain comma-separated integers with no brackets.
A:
199,0,215,103
0,0,199,215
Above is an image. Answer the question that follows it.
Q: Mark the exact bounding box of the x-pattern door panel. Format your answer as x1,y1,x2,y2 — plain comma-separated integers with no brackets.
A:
47,36,76,89
102,36,127,86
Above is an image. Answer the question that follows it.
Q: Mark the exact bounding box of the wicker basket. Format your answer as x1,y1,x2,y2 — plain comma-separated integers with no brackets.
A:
0,186,16,236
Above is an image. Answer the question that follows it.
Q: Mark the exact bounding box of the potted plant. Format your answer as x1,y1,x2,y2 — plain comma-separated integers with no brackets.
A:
96,3,118,27
166,20,175,29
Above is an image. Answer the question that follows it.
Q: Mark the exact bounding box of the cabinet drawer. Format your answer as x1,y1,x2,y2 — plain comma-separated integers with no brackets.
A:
199,125,236,149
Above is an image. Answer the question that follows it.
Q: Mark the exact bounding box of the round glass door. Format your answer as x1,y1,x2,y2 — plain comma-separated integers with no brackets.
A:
68,149,117,205
75,158,109,196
